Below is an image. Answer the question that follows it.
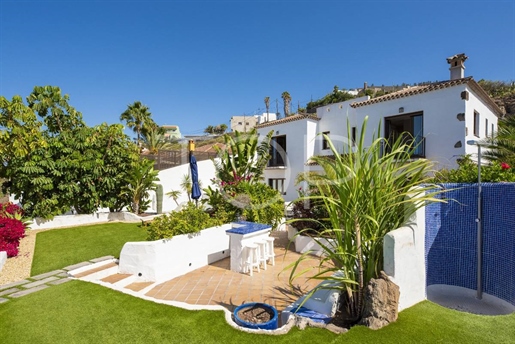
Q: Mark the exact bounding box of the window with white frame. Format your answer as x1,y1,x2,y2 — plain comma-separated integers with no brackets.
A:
485,118,489,137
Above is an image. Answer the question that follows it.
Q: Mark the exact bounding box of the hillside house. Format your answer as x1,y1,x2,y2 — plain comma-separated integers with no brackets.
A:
256,54,504,202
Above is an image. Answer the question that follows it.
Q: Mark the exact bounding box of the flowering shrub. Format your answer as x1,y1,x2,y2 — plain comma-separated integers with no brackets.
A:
0,202,23,218
290,187,330,235
0,203,27,257
432,155,515,183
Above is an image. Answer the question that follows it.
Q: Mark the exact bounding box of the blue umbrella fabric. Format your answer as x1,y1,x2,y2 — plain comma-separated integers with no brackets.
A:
190,153,202,200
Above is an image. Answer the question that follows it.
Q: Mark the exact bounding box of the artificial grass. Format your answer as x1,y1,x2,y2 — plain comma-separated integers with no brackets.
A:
31,222,147,276
1,280,514,343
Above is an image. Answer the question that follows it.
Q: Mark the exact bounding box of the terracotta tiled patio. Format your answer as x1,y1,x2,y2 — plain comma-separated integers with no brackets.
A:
144,231,326,313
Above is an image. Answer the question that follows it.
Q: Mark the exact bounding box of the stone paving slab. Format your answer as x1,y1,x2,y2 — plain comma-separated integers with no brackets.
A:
0,279,30,290
31,269,66,280
0,297,8,304
57,272,70,278
63,261,92,271
9,285,48,298
22,277,59,289
90,256,115,263
48,278,71,286
0,287,20,297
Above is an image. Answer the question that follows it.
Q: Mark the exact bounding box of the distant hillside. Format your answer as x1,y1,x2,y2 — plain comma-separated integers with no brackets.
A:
478,79,515,116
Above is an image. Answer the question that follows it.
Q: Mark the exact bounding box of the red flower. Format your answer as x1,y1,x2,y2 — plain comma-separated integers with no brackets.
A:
501,162,510,170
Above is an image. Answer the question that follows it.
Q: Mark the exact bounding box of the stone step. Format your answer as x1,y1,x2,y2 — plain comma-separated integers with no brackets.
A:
125,281,154,292
69,260,119,281
100,273,133,286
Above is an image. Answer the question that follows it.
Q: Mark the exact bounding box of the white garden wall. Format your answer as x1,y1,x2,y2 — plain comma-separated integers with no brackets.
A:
287,202,427,312
29,211,143,230
157,159,217,213
118,223,232,283
0,251,6,273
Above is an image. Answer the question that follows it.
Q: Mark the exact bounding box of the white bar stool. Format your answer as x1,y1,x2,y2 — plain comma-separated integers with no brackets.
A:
264,237,275,266
242,243,260,276
255,240,268,270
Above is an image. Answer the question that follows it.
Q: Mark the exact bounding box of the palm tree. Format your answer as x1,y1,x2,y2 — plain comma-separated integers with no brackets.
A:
141,126,173,154
264,96,270,121
166,190,181,207
204,125,214,135
120,101,153,148
281,91,291,117
483,115,515,166
123,158,159,214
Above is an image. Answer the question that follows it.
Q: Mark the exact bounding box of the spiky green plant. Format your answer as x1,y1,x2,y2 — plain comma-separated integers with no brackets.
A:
213,128,273,183
287,116,445,323
483,115,515,166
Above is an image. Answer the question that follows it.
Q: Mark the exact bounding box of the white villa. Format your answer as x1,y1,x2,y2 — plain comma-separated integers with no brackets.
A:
256,54,505,202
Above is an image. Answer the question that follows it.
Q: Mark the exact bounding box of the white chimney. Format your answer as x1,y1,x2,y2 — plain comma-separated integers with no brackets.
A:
446,53,468,80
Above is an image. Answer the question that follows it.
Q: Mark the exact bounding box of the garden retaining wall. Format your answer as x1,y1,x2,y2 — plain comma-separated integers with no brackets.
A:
29,212,143,230
118,223,232,282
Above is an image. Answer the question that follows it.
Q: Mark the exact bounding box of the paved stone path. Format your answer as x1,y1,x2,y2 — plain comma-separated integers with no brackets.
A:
0,255,114,304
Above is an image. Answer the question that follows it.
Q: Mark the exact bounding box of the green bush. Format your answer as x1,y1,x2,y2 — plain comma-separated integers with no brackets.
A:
146,203,223,240
204,180,284,229
432,155,515,183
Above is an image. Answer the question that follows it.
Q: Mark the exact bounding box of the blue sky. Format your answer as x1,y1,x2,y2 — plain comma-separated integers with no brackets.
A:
1,0,514,137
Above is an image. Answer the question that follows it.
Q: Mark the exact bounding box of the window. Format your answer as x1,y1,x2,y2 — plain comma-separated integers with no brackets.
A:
473,111,480,137
322,131,330,150
269,135,287,167
491,123,495,138
351,127,357,146
485,118,488,137
384,112,425,157
238,122,242,125
269,178,286,195
246,122,249,125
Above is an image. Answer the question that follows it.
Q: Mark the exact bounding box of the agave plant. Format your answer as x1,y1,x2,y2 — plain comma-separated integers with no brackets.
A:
287,116,445,323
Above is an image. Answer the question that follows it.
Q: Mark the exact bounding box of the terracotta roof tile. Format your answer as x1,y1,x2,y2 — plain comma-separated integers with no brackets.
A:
349,77,503,116
255,113,320,128
350,77,474,108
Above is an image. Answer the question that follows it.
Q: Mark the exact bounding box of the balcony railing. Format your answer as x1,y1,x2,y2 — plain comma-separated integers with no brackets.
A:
381,136,425,158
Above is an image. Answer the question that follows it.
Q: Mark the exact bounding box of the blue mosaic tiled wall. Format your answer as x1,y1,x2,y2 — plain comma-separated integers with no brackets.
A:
425,183,515,306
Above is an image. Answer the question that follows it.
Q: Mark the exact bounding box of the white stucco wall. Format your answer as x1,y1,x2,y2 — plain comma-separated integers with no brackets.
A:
258,118,319,202
383,203,426,311
464,85,499,157
157,158,217,213
29,211,142,230
0,251,6,273
118,223,231,282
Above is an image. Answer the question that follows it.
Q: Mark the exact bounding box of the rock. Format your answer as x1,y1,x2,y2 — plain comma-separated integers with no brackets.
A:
359,271,400,330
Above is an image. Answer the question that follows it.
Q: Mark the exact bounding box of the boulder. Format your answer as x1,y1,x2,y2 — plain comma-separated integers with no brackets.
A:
359,271,400,330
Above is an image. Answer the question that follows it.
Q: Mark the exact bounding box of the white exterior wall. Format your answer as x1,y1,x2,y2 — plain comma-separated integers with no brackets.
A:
354,89,467,169
464,86,499,157
156,159,217,213
258,118,319,202
315,97,369,156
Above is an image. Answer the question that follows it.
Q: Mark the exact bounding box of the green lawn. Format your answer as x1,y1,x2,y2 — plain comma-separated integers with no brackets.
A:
31,222,147,275
11,222,515,342
0,280,514,343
